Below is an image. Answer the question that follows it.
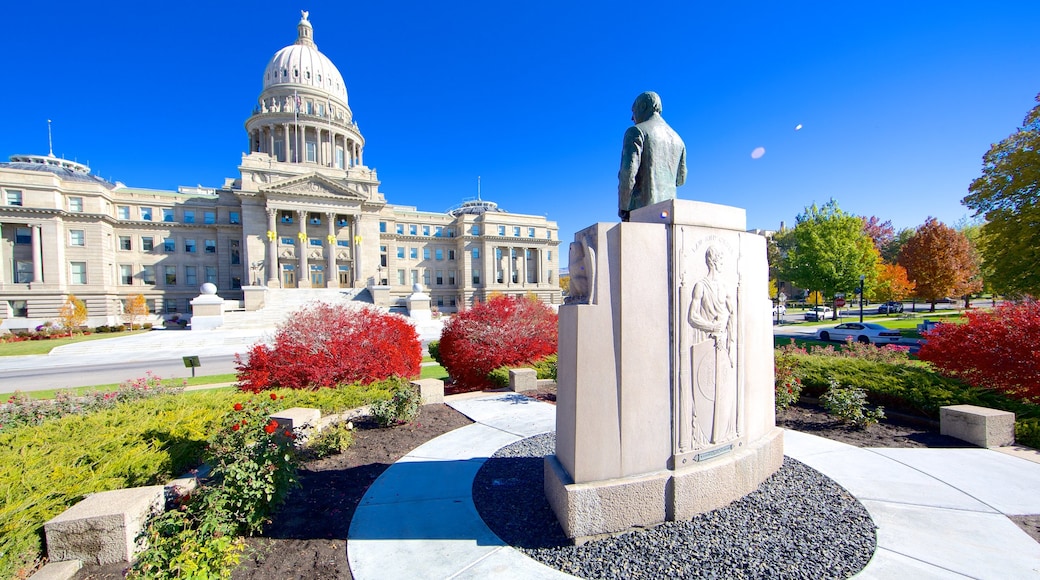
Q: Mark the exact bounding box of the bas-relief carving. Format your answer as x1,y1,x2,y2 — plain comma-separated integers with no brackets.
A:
677,234,740,454
565,233,596,305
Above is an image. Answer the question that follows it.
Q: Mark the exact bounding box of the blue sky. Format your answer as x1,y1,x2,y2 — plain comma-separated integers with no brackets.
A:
2,1,1038,246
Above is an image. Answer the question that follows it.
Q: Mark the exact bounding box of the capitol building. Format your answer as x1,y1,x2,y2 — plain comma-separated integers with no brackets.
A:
0,13,561,330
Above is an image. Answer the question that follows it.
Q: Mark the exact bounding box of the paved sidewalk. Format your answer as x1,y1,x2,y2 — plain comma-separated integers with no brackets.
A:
348,394,1040,580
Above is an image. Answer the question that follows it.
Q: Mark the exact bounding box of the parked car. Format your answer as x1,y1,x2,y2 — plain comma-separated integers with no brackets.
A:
877,301,904,314
772,304,787,316
816,322,902,344
804,306,833,321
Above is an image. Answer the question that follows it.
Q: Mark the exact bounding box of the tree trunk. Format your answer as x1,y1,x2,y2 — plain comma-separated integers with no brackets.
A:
929,301,937,312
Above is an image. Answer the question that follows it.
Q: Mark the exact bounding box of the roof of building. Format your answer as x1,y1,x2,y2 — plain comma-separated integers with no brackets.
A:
2,155,114,189
262,12,348,105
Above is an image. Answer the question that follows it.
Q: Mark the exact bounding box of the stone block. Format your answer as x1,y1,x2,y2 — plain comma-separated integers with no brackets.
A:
410,378,444,405
940,405,1015,447
270,407,321,436
44,486,165,565
27,560,82,580
544,454,669,544
508,368,538,392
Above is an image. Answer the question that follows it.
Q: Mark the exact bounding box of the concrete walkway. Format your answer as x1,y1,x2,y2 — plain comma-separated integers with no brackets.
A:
348,394,1040,580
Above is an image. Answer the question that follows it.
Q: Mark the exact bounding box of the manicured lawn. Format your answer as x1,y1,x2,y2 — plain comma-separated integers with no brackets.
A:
0,330,149,356
0,373,239,400
420,364,448,381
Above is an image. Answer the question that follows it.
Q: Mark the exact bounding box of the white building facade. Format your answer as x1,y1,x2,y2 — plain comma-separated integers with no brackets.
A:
0,13,561,330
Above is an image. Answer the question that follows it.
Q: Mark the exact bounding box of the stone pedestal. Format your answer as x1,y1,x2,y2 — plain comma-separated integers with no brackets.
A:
545,199,783,543
190,283,225,331
243,285,267,311
368,284,391,308
406,283,432,322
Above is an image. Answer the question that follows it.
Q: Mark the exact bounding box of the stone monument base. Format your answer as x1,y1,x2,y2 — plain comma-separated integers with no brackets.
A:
544,427,783,544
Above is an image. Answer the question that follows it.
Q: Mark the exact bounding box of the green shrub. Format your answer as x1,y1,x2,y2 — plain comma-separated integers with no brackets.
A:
427,340,441,364
487,354,559,389
128,504,244,579
305,421,355,459
1017,418,1040,450
370,379,422,427
820,378,885,427
774,349,803,412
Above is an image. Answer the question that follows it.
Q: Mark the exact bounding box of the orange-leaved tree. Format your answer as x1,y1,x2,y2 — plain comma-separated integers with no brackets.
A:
872,263,915,309
897,218,981,311
124,294,149,330
58,294,88,334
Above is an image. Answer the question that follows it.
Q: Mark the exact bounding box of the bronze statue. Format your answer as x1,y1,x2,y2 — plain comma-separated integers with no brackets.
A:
617,91,687,221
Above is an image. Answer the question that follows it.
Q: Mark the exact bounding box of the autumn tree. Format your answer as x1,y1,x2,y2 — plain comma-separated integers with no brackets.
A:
872,263,915,308
963,92,1040,297
881,227,914,264
779,200,879,316
558,274,570,294
124,294,149,330
897,217,981,311
861,216,895,256
58,294,88,334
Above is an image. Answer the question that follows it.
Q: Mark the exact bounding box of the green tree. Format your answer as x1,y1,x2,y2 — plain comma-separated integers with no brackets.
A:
779,200,879,317
58,294,88,333
963,92,1040,297
897,218,981,311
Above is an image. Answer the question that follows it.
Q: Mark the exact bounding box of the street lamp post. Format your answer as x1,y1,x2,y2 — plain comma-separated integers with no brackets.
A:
859,274,866,323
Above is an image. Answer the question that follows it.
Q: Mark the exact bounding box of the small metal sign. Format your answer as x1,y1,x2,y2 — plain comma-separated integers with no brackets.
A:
182,355,201,377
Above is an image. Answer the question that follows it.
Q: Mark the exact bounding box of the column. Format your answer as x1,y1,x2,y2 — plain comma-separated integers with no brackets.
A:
268,126,274,158
31,225,43,283
297,210,308,287
353,215,362,286
266,209,278,286
326,212,337,288
282,123,290,162
358,142,363,166
520,249,527,287
0,223,5,284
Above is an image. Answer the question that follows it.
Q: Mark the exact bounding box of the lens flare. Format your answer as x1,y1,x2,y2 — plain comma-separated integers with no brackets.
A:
750,147,766,159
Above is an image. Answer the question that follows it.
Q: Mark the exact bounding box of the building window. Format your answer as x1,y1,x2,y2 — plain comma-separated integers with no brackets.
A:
309,213,321,225
205,239,217,254
409,224,418,236
514,226,521,237
204,211,216,225
528,227,536,238
397,269,405,285
143,265,156,285
423,270,431,287
548,250,553,262
306,140,316,162
6,190,23,206
380,245,388,267
162,208,174,222
435,270,443,285
409,247,418,260
448,250,456,260
337,240,349,247
69,230,85,246
448,270,456,285
15,261,32,283
141,207,153,221
205,266,217,284
281,237,293,245
146,299,158,314
15,227,31,244
185,239,197,253
70,262,87,284
229,211,241,224
280,211,293,224
183,210,195,224
396,224,404,235
422,225,430,236
396,247,405,259
423,248,431,260
498,225,506,236
165,266,177,285
230,240,240,264
472,269,481,285
379,221,387,233
231,276,242,290
309,238,322,247
471,247,480,259
142,236,154,252
435,226,443,237
117,206,130,220
547,230,553,240
164,298,178,314
435,248,443,260
185,266,198,286
9,300,28,317
120,264,133,285
163,237,175,252
119,236,132,251
470,225,479,235
411,270,419,285
69,197,83,212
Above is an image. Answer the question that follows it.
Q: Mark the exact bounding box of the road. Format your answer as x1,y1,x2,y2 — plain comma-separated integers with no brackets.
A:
0,354,240,392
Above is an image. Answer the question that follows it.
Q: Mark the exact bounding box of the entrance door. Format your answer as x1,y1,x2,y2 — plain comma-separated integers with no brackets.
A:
310,265,325,287
338,266,351,286
282,265,296,287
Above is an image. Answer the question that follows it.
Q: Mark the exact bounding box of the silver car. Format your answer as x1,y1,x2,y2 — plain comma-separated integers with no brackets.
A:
817,322,902,344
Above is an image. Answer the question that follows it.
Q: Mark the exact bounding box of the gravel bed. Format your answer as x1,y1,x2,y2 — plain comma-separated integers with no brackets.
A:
473,433,876,579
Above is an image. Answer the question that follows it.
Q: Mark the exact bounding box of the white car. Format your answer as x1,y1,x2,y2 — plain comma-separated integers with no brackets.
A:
772,304,787,316
816,322,902,344
804,306,833,321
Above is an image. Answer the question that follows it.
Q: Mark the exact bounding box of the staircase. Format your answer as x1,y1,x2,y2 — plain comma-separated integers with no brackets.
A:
221,288,362,330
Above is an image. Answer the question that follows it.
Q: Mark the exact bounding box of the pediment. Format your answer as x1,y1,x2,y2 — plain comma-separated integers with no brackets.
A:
263,173,367,201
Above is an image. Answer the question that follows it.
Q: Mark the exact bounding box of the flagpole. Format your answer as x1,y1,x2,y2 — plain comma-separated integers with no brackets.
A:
293,90,300,163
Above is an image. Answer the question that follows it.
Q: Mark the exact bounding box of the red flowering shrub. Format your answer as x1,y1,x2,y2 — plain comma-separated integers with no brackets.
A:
439,295,558,390
235,303,421,392
917,301,1040,402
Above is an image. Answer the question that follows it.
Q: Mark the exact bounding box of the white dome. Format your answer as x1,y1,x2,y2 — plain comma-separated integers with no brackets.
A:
261,13,348,104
